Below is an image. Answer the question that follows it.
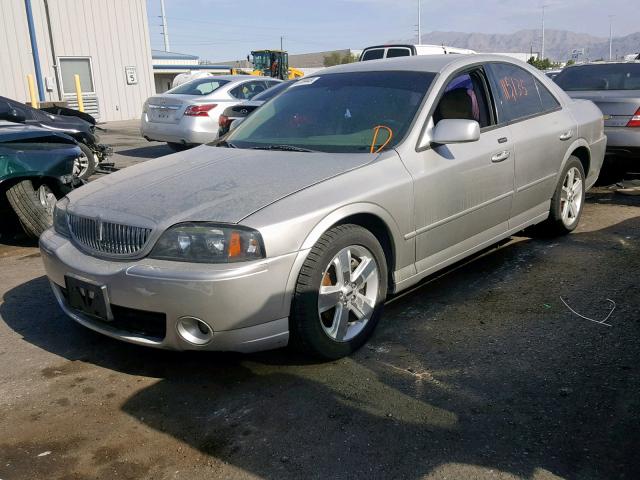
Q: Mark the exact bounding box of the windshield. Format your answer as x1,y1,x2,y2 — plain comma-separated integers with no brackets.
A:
252,81,293,102
168,78,229,95
555,64,640,91
226,71,435,153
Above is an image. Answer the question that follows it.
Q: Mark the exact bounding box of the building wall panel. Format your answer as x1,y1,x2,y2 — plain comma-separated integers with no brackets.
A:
0,0,154,121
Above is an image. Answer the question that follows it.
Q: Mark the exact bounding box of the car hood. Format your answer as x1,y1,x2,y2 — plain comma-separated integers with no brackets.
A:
67,145,376,228
0,122,77,144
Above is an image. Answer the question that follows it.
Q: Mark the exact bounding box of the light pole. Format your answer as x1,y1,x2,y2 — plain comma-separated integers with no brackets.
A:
541,5,546,61
608,15,614,61
418,0,422,44
160,0,170,52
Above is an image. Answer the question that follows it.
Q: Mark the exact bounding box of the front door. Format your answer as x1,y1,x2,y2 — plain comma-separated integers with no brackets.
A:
411,68,516,274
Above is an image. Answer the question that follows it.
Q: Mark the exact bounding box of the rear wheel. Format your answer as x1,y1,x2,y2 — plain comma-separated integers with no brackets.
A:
5,180,59,238
290,224,388,360
539,156,585,235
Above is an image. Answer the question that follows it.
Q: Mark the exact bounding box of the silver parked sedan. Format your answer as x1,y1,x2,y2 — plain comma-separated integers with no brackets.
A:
41,55,606,359
140,75,281,150
554,62,640,158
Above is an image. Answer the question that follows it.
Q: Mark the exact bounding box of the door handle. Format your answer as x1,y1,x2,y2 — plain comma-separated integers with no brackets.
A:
559,130,573,141
491,150,511,163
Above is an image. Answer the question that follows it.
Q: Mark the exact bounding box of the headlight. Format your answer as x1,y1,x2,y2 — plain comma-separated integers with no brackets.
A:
53,197,70,237
149,223,265,263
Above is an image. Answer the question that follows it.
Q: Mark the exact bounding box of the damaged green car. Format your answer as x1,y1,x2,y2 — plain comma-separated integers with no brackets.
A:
1,121,82,238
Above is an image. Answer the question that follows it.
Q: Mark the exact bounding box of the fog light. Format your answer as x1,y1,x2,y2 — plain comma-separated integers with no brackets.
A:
177,316,213,345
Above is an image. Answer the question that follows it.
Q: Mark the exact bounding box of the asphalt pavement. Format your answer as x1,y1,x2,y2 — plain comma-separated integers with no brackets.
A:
0,121,638,480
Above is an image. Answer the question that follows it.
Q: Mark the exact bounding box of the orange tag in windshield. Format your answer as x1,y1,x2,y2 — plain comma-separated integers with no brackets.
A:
370,125,393,153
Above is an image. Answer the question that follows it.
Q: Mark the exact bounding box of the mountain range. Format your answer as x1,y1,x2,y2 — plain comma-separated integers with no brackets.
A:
397,29,640,61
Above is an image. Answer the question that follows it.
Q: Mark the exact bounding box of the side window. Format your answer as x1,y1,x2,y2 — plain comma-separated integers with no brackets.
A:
387,48,411,58
433,70,493,128
488,63,545,123
535,79,560,112
361,49,384,61
231,81,265,100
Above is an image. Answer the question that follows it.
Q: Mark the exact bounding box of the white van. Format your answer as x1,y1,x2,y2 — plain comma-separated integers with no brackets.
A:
359,44,476,61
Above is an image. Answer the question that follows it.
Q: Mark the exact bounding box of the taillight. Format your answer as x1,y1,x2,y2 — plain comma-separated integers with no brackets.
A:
627,107,640,127
184,104,217,117
219,114,230,127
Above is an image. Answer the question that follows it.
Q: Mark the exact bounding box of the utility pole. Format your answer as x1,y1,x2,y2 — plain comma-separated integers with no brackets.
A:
541,5,546,61
418,0,422,44
280,36,283,51
160,0,170,52
608,15,614,61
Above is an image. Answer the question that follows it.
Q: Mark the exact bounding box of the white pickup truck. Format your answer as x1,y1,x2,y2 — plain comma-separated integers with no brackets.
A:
359,44,475,61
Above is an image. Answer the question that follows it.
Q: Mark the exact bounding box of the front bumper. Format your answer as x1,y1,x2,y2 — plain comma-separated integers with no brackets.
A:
39,229,297,352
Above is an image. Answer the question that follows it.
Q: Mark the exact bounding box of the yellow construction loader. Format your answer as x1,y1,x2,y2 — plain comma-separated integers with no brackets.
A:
246,50,304,80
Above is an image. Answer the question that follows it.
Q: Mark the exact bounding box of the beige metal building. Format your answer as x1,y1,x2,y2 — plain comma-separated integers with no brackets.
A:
0,0,155,121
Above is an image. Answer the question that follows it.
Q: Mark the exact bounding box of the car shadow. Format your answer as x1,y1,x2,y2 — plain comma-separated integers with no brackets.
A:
115,144,173,159
1,215,639,478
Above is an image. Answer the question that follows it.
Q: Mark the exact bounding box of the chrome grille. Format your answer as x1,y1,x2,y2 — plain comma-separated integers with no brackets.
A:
68,214,152,256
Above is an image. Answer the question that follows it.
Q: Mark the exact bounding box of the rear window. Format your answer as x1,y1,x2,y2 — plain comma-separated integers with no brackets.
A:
555,64,640,91
361,49,384,61
387,48,411,58
168,78,229,95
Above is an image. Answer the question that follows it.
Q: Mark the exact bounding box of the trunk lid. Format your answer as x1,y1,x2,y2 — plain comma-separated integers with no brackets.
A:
566,90,640,127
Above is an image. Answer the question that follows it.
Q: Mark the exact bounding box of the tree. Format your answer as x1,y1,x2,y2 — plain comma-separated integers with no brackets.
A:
566,59,575,66
323,51,358,67
527,56,561,70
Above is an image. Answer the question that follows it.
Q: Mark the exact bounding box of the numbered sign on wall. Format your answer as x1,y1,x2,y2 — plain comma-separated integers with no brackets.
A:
125,66,138,85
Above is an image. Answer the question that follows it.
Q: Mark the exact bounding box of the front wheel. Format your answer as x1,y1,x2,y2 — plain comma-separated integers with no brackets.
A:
5,180,59,238
74,143,98,180
290,224,388,360
539,156,586,236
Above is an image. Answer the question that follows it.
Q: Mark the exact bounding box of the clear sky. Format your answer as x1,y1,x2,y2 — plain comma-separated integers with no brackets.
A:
147,0,639,61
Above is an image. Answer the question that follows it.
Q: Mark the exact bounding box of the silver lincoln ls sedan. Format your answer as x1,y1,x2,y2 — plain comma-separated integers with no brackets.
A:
40,55,606,359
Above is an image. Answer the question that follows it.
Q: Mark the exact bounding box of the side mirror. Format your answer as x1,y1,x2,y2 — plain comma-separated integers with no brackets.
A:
0,103,26,123
229,118,244,132
431,119,480,145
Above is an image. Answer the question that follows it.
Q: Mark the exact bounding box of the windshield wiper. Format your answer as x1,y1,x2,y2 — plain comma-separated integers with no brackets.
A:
215,139,236,148
251,144,315,153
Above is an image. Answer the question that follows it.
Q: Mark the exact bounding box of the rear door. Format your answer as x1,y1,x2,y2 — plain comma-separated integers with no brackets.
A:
486,62,576,227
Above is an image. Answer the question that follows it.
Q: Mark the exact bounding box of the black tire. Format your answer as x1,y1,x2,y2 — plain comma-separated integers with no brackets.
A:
167,142,190,152
538,156,586,236
5,180,57,238
76,143,98,180
290,224,388,360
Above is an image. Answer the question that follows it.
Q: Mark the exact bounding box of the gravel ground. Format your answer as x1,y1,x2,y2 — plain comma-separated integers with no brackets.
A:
0,122,638,479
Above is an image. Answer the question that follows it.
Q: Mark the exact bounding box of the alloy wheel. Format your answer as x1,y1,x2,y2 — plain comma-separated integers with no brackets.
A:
73,152,90,177
37,184,57,217
560,166,583,228
318,245,380,342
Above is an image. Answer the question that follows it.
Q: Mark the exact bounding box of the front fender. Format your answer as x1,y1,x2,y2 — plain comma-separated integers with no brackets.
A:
300,201,405,253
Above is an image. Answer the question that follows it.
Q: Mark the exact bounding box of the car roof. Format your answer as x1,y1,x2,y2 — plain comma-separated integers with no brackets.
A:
314,53,529,75
188,75,271,82
563,61,640,68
